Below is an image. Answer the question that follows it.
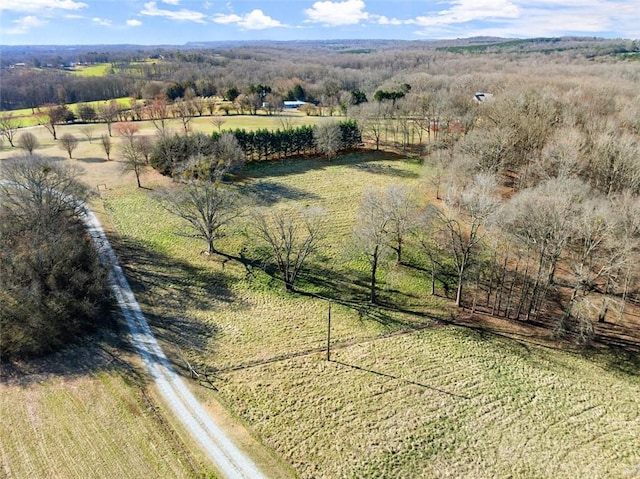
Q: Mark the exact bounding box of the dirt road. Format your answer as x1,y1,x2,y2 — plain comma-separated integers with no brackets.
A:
83,205,268,479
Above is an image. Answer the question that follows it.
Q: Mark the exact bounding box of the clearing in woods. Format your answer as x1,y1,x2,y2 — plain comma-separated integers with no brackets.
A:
102,152,640,478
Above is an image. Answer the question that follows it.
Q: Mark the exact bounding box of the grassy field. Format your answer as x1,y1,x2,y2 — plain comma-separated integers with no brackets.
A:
3,117,639,478
69,63,112,76
97,151,640,479
0,339,208,479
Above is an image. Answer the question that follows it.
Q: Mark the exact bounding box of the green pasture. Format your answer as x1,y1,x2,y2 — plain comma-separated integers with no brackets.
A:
99,151,640,479
69,63,112,76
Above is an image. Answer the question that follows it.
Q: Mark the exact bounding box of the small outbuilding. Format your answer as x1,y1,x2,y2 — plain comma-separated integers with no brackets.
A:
283,100,308,109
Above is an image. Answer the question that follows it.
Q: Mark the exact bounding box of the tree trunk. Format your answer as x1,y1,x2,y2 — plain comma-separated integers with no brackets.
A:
455,268,464,307
370,246,379,304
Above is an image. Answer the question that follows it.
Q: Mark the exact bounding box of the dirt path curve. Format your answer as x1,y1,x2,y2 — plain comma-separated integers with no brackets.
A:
82,206,268,479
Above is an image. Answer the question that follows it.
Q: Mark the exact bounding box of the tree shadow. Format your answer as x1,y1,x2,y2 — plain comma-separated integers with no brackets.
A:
108,235,243,361
347,162,419,178
76,156,108,163
240,150,412,180
0,321,146,387
242,179,321,206
330,360,469,399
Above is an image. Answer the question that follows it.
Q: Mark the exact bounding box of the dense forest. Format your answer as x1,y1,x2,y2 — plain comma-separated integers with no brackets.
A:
2,36,639,349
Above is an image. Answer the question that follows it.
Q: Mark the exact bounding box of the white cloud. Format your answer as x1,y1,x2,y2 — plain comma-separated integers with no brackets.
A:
141,1,207,23
0,0,86,12
304,0,369,26
127,19,143,27
410,0,520,28
374,15,403,26
5,15,47,34
92,17,112,27
162,0,180,4
213,9,284,29
213,13,243,24
407,0,640,39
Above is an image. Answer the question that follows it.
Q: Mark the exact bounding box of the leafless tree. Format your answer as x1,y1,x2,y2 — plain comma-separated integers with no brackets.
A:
100,133,112,161
59,133,79,159
211,116,226,132
352,102,386,150
148,96,169,135
0,154,89,225
80,124,96,143
498,177,590,319
437,173,500,307
17,132,39,155
382,184,420,264
156,181,241,255
114,121,139,144
180,132,244,182
120,141,147,188
586,130,640,196
314,121,342,159
134,135,154,164
354,188,392,303
0,114,21,147
174,98,194,135
42,105,70,140
0,155,108,358
252,206,326,291
98,100,120,137
559,195,623,341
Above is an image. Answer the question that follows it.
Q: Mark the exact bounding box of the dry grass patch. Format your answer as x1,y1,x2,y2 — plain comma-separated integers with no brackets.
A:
217,328,640,479
0,354,205,479
75,149,640,479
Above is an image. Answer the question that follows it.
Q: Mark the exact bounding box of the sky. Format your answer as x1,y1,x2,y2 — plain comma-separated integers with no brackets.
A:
0,0,638,46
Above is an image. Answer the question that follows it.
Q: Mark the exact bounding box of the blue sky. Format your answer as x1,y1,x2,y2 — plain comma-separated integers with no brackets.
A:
1,0,638,45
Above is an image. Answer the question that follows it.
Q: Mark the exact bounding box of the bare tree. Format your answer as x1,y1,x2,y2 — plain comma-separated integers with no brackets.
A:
148,96,169,135
17,132,39,155
0,114,21,147
80,124,95,143
211,116,226,132
560,195,623,341
114,121,139,144
134,135,154,164
352,103,386,150
100,133,112,161
156,181,241,255
59,133,79,159
174,98,194,135
98,100,120,137
180,133,244,182
498,177,590,319
120,141,147,188
382,184,420,264
314,121,342,159
354,188,392,303
0,154,89,225
252,206,326,291
437,173,499,307
586,130,640,196
0,155,109,358
42,105,70,140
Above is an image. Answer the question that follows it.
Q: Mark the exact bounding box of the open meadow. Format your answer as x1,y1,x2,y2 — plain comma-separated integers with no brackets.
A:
0,336,209,479
2,114,640,478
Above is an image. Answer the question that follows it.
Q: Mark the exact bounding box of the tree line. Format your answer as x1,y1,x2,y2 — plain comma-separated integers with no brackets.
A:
150,120,361,177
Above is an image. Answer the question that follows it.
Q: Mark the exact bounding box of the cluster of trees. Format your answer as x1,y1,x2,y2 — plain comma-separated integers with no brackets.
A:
150,120,361,177
0,156,112,358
